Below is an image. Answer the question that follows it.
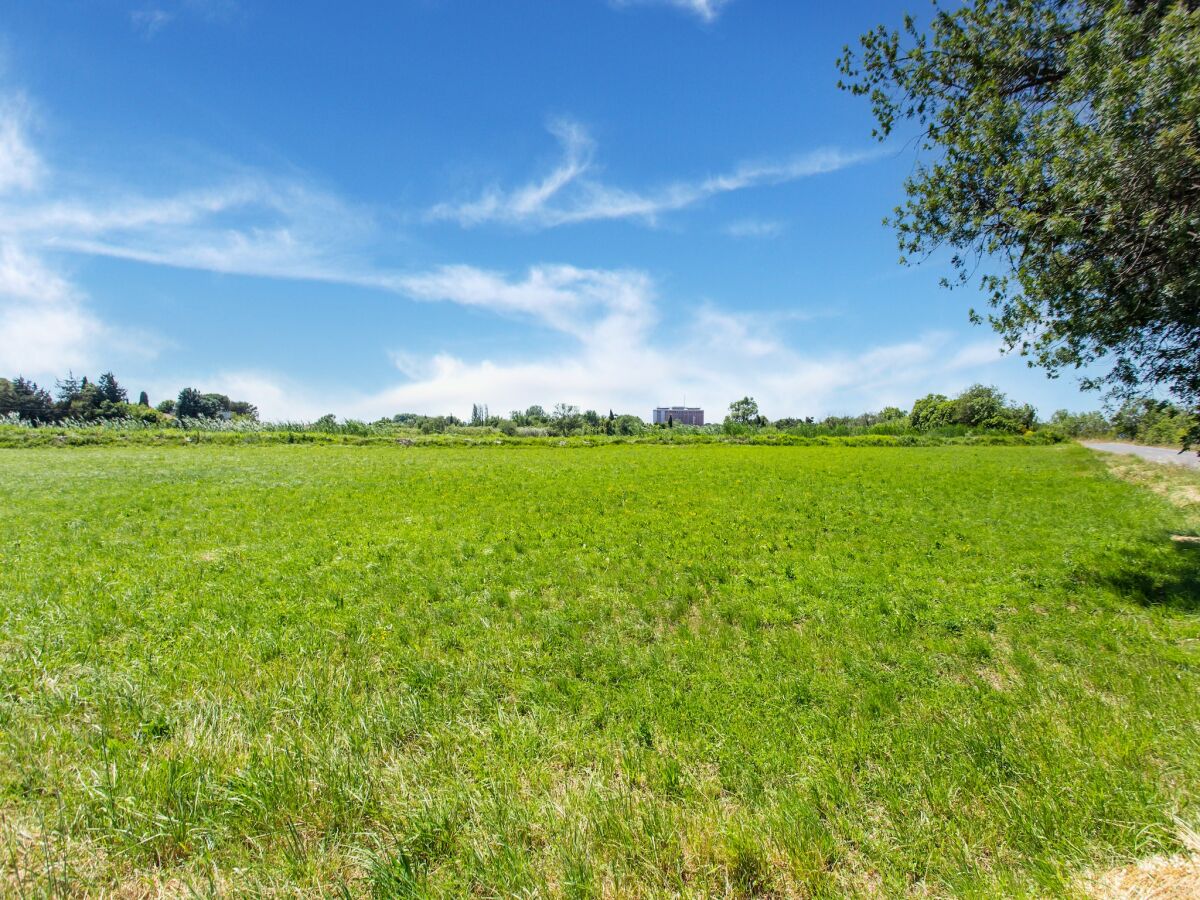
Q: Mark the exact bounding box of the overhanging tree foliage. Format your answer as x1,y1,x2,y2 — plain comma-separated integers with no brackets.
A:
838,0,1200,443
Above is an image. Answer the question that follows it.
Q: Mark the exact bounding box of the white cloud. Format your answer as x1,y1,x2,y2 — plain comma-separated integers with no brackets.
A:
724,218,784,239
0,100,164,381
428,120,876,229
0,295,105,378
350,325,1006,423
3,176,379,288
129,0,242,36
613,0,735,23
946,339,1006,371
0,97,42,194
0,240,72,303
328,264,1006,423
131,9,173,37
393,263,655,341
0,241,110,378
118,261,987,423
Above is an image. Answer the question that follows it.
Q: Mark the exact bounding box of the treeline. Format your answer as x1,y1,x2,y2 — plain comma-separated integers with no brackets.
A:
352,404,647,437
0,372,257,424
157,389,258,421
6,370,1194,447
723,385,1037,437
1049,399,1195,446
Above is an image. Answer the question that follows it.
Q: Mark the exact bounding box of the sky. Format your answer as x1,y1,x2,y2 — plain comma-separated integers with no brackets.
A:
0,0,1105,422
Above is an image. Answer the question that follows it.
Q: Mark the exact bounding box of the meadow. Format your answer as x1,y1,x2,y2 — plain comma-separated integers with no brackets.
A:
0,443,1197,897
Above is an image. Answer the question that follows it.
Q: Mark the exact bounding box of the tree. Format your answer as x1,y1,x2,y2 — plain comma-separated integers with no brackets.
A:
549,403,581,436
96,372,127,405
911,385,1035,431
55,372,81,404
68,382,104,419
138,391,150,407
614,414,644,436
229,400,258,420
909,394,955,432
0,377,55,421
726,396,760,426
1049,408,1110,437
175,387,211,419
1112,397,1195,444
202,393,231,414
839,0,1200,444
174,389,248,420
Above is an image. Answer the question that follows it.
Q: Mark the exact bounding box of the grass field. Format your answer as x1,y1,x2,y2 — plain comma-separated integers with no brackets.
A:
0,444,1197,897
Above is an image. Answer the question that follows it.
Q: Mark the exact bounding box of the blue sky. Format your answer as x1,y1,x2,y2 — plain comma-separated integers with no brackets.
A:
0,0,1102,421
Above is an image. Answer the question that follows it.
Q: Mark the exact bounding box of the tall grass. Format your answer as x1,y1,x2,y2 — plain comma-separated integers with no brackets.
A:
0,444,1196,895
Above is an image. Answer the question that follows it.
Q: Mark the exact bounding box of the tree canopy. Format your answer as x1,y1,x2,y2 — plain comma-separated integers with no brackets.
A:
726,396,761,426
838,0,1200,441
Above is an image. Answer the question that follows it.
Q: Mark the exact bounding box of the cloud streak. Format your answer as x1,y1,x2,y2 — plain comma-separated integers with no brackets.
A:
427,120,876,229
0,97,42,194
613,0,735,23
724,218,785,239
130,1,242,37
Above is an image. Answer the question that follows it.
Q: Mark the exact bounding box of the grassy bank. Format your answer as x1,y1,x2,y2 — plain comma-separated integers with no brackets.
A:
0,444,1196,896
0,423,1062,450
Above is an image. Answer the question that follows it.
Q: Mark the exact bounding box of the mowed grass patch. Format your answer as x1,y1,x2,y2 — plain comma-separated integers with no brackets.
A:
0,444,1196,896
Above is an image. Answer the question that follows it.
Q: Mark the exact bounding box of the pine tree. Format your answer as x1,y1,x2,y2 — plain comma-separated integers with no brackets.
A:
96,372,127,405
55,371,81,403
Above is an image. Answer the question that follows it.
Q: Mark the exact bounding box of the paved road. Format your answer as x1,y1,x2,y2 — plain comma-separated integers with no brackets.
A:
1081,441,1200,469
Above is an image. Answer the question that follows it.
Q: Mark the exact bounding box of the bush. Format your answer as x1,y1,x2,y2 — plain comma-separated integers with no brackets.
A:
1048,410,1111,438
1112,399,1195,447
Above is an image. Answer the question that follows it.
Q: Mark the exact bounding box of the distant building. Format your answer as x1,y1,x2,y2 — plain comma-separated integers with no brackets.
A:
652,406,704,426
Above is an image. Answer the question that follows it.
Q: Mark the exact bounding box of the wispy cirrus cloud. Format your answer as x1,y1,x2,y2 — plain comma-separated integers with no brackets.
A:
427,119,878,230
130,0,242,37
612,0,735,23
0,82,1005,420
0,99,106,377
130,9,173,38
393,264,655,343
724,218,785,239
4,172,380,287
0,96,42,194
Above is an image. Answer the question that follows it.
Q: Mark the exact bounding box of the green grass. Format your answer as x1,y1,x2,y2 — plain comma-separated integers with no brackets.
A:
0,444,1196,897
0,422,1063,450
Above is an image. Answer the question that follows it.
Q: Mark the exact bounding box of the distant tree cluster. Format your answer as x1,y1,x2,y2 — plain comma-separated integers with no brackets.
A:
163,388,258,421
0,371,159,423
1111,399,1195,447
14,379,1189,448
1046,409,1111,439
725,397,768,428
0,371,258,425
723,385,1038,437
1048,399,1195,445
908,385,1036,434
501,404,644,436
